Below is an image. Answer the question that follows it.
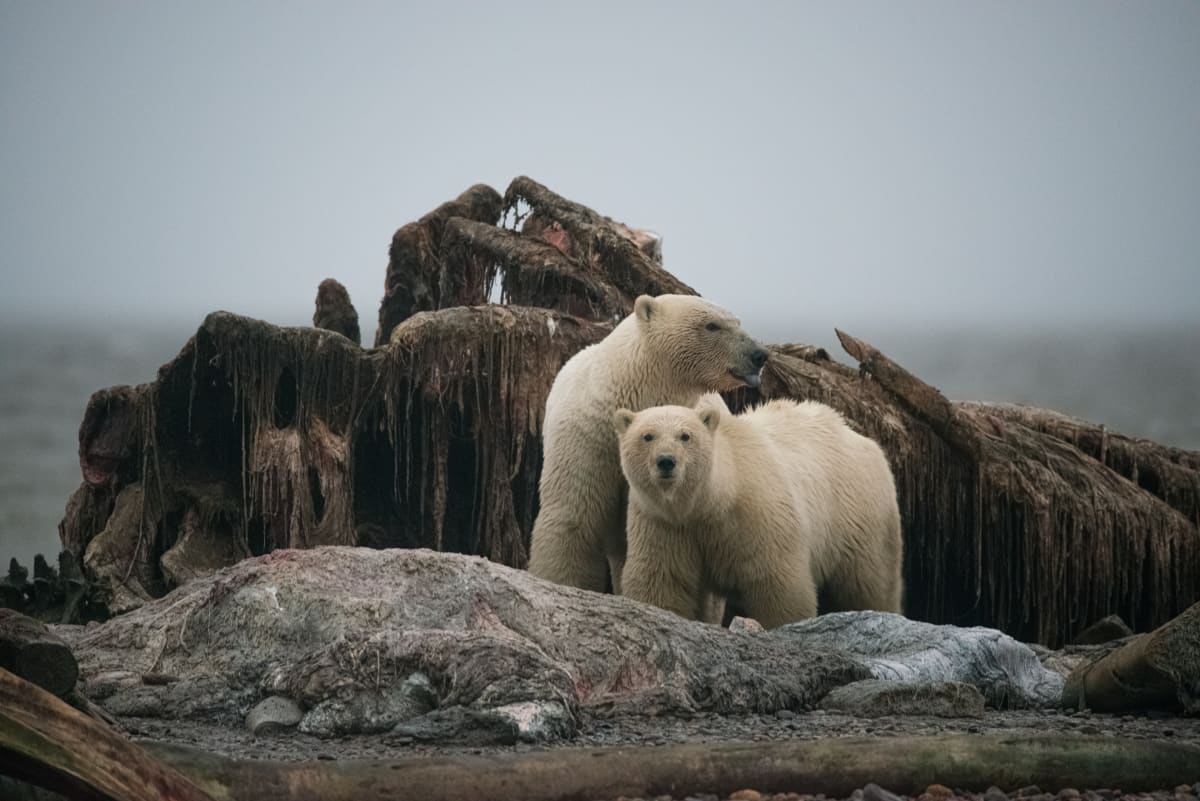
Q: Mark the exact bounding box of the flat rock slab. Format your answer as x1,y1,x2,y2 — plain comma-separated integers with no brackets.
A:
784,612,1064,709
819,680,985,718
55,548,1065,742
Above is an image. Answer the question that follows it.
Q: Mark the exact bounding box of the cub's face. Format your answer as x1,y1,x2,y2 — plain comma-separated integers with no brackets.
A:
614,398,722,520
633,294,769,392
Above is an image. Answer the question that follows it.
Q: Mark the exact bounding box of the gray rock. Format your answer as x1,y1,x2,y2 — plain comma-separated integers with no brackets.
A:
245,695,303,735
819,679,985,718
66,548,865,741
863,783,903,801
63,549,1077,741
1072,614,1133,646
729,616,764,634
783,612,1065,708
300,672,434,736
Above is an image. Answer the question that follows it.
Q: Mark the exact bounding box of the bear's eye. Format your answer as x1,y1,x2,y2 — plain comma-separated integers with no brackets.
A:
705,322,721,332
680,433,690,442
643,433,654,442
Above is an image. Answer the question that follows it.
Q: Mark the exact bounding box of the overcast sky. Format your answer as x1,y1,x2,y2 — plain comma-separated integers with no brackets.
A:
2,2,1198,342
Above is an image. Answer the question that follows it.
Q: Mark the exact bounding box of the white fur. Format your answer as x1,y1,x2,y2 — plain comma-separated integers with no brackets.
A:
528,295,766,592
617,395,903,628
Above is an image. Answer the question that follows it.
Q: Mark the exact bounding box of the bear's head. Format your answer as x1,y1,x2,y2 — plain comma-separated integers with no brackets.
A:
633,294,768,391
614,395,724,521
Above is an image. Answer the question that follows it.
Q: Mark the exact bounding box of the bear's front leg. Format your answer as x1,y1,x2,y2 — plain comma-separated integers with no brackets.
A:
622,515,707,621
739,572,818,629
529,455,626,593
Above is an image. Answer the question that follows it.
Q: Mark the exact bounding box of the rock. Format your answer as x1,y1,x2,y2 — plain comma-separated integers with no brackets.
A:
775,709,796,720
784,612,1064,708
0,608,78,697
161,507,251,589
819,679,985,718
863,783,904,801
730,790,763,801
924,784,954,799
313,278,361,345
729,617,765,634
63,549,1088,742
66,548,866,741
1078,724,1101,735
984,786,1009,801
245,695,303,735
1072,615,1134,646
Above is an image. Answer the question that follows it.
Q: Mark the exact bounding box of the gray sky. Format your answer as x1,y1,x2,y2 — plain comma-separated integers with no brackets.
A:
2,1,1198,341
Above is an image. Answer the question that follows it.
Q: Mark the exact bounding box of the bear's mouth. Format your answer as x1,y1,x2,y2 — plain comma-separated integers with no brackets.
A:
730,369,762,389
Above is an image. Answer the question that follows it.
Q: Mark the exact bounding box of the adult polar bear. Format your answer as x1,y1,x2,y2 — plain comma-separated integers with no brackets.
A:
614,395,903,628
528,294,769,593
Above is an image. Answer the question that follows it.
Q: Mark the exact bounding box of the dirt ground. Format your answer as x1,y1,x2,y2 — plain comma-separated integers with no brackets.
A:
119,708,1200,800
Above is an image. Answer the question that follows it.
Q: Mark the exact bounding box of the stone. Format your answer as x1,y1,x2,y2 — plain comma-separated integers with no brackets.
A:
785,612,1064,708
730,791,764,801
1072,615,1134,646
819,680,985,718
245,695,303,736
729,617,765,634
863,784,903,801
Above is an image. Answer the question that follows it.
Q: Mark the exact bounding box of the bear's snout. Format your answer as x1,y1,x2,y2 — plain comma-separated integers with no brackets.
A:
656,454,677,476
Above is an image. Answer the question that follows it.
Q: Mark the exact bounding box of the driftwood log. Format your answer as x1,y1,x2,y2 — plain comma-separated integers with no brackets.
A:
1063,600,1200,713
0,668,214,801
0,610,77,698
43,176,1199,647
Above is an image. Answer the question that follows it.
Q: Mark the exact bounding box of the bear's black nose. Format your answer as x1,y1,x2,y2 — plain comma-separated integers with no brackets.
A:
750,348,769,369
656,455,676,474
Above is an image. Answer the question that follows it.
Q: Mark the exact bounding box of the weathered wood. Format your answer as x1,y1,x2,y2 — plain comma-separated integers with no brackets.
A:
141,735,1200,800
312,278,360,345
503,175,695,301
375,183,504,345
0,610,77,697
960,400,1200,525
0,668,214,801
1063,600,1200,713
441,217,628,319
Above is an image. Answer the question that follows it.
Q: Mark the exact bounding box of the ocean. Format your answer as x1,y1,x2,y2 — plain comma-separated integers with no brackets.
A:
1,316,1196,567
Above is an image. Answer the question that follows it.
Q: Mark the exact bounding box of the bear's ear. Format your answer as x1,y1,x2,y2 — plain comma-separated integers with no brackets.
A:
634,295,656,324
613,408,636,434
696,398,722,432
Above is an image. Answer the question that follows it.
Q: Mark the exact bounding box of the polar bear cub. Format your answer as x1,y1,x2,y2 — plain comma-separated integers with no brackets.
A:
614,394,903,628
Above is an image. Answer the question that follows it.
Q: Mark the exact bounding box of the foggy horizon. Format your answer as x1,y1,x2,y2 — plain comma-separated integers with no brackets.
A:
3,2,1199,336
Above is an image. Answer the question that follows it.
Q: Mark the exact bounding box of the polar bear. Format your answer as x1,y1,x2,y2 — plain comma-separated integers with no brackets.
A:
528,295,769,593
614,394,903,628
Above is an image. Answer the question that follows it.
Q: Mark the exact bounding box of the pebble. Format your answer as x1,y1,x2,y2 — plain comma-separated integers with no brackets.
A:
863,783,904,801
1163,727,1176,737
729,791,763,801
1078,724,1101,735
775,709,796,720
924,784,954,800
1059,790,1081,800
1015,786,1042,797
984,786,1009,801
